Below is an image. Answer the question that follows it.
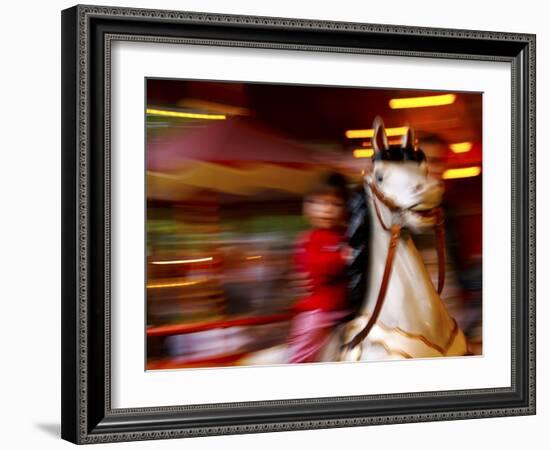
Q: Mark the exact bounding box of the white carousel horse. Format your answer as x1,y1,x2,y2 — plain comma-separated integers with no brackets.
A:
323,118,468,361
241,118,467,366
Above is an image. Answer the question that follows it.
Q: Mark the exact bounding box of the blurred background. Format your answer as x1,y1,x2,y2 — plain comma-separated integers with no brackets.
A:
145,79,482,370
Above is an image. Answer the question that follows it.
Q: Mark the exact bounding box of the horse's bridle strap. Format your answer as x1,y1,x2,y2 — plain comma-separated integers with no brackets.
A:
343,223,402,351
369,180,400,212
370,179,446,295
371,185,391,231
342,182,447,353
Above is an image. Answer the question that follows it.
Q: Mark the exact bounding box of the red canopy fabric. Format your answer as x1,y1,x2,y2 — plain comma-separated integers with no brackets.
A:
147,118,319,172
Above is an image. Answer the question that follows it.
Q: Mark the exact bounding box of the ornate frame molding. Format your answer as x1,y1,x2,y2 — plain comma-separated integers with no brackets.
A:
61,4,536,444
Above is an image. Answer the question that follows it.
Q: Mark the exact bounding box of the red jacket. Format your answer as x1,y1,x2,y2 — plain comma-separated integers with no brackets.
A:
293,228,348,312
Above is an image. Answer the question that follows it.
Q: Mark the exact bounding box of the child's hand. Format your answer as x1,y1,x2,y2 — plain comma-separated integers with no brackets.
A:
341,245,353,263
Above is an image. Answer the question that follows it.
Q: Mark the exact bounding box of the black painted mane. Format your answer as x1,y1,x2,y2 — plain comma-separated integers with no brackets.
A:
373,144,426,163
346,185,371,315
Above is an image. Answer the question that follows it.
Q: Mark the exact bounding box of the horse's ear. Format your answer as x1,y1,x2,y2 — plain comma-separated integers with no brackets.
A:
372,116,388,154
402,125,415,149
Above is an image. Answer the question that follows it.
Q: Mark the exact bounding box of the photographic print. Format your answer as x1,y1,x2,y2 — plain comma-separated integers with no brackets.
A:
145,79,482,370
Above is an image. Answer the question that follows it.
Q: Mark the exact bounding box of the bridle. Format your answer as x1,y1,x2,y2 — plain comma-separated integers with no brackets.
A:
342,178,446,352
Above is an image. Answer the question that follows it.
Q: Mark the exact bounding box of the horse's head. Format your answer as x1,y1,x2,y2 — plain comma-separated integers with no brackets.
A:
365,117,443,231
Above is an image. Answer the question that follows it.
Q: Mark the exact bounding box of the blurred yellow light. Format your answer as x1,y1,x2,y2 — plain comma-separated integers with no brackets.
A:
147,279,207,289
442,166,481,180
146,108,226,120
151,257,213,265
246,255,262,260
178,99,250,116
449,142,473,153
388,138,403,146
389,94,456,109
353,148,374,158
346,126,408,139
362,138,402,147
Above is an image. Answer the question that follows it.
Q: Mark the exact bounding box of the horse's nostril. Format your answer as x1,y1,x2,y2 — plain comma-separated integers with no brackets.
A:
413,184,423,193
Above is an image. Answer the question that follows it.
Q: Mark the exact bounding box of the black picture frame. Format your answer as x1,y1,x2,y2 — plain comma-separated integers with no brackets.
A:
61,4,536,444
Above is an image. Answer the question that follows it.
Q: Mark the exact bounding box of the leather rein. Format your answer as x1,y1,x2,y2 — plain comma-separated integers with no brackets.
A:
342,180,446,351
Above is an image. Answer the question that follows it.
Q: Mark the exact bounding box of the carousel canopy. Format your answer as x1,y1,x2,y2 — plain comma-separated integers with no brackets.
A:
147,118,320,171
147,118,327,200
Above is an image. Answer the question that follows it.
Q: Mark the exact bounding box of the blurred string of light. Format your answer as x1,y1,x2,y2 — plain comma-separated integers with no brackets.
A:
146,108,226,120
389,93,456,109
353,148,374,158
151,257,213,265
147,278,208,289
361,138,403,147
442,166,481,180
345,126,408,139
449,142,473,153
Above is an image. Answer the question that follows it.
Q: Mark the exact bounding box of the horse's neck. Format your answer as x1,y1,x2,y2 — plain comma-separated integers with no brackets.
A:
363,192,454,347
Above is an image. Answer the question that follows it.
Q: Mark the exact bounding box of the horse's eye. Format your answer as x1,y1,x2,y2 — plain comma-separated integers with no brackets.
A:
375,172,384,183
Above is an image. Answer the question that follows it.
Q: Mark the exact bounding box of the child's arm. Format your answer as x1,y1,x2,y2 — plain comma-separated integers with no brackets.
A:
307,243,347,279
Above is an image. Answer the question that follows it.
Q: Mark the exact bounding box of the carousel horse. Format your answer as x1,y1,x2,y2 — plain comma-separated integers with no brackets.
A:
321,117,468,361
242,117,467,365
